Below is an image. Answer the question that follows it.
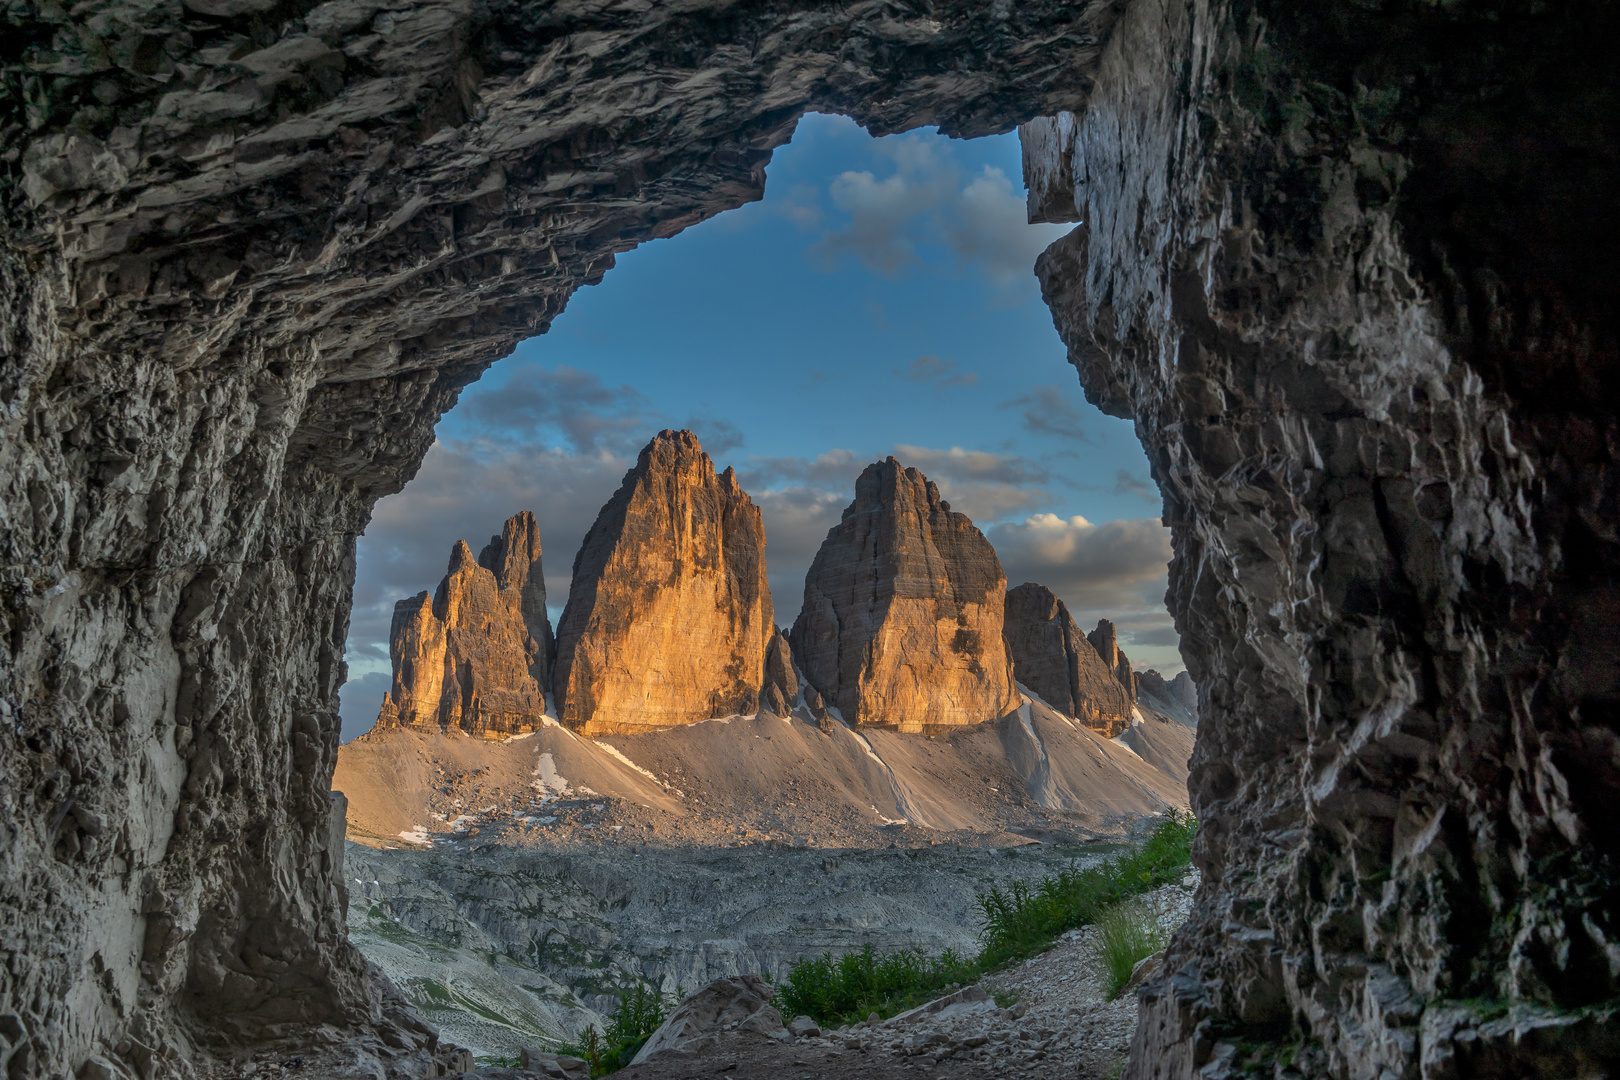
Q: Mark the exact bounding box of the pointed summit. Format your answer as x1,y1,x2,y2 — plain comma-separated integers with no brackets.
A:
376,511,554,738
790,457,1017,732
1002,582,1134,736
553,430,776,734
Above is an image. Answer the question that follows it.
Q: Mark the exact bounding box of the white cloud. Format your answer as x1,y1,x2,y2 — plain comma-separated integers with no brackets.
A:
1000,384,1087,441
806,136,1068,302
348,438,635,672
947,166,1072,293
989,513,1172,617
753,485,849,624
890,444,1052,522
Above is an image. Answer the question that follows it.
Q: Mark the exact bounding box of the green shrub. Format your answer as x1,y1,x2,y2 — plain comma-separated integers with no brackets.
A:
776,811,1196,1027
1096,902,1165,999
556,983,679,1077
775,946,975,1027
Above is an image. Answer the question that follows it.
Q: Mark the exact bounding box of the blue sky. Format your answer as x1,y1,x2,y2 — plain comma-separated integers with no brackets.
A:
340,113,1180,739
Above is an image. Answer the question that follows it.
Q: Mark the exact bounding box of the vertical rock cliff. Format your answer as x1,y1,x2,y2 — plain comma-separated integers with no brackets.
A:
1086,618,1138,702
553,431,774,735
791,458,1018,733
377,512,553,737
1024,1,1620,1075
1003,582,1135,736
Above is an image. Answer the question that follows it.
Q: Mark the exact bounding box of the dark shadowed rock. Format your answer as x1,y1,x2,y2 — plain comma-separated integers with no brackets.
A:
760,629,799,718
1085,619,1137,702
554,431,774,734
377,512,553,737
1003,583,1134,737
791,458,1017,732
1136,668,1196,726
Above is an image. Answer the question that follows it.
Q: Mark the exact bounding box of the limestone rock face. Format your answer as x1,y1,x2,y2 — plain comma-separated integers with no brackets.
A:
553,431,774,734
1002,583,1133,736
378,512,554,737
1026,3,1620,1075
1085,619,1137,702
760,630,799,718
791,459,1018,732
1136,668,1196,723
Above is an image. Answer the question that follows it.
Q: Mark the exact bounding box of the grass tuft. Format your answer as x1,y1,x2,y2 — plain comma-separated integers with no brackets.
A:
777,811,1195,1027
1096,902,1165,999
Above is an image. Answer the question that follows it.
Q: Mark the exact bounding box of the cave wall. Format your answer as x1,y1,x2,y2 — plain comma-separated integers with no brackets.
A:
0,1,1118,1076
1025,1,1619,1076
1,0,1615,1077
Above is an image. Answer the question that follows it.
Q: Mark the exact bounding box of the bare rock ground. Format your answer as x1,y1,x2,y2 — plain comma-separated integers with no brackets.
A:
614,878,1196,1080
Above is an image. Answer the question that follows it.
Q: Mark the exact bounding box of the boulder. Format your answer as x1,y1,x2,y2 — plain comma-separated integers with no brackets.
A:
630,974,781,1064
791,457,1018,732
375,512,553,737
554,430,775,734
1002,583,1134,736
1086,618,1137,702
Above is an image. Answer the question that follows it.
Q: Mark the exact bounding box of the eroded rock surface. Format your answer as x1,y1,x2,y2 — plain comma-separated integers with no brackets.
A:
1002,582,1134,736
1024,2,1620,1076
791,458,1018,733
1084,619,1137,703
378,511,553,737
554,431,774,734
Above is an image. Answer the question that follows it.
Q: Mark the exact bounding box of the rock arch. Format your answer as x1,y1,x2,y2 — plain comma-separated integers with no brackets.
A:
1,0,1614,1076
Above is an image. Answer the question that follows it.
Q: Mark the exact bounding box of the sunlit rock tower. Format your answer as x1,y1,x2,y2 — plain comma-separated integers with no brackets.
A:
792,458,1019,732
553,430,776,734
376,511,554,738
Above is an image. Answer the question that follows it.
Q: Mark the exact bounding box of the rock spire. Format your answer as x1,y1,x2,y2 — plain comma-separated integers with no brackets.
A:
1086,618,1137,702
376,511,554,738
1002,583,1134,736
553,430,775,734
790,457,1018,732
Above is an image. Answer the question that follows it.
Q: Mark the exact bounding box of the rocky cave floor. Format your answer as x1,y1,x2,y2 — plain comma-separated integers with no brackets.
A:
203,875,1191,1080
585,877,1191,1080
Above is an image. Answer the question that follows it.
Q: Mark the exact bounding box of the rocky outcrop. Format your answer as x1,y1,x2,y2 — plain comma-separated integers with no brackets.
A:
3,0,1615,1073
376,512,553,737
1002,583,1134,736
1136,669,1195,723
554,431,774,734
760,630,799,718
1085,619,1137,702
1025,2,1620,1076
791,458,1018,733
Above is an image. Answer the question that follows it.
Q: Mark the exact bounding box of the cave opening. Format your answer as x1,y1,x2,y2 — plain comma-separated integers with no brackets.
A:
338,112,1185,744
2,0,1616,1077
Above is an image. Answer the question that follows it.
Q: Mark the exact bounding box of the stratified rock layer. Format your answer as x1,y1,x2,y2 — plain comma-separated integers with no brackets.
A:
1026,2,1620,1075
377,512,553,737
554,431,774,735
1085,619,1137,702
791,459,1018,733
1003,583,1134,736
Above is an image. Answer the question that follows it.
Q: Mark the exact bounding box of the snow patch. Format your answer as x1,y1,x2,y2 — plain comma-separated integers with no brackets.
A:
533,752,569,795
397,825,431,845
593,741,667,787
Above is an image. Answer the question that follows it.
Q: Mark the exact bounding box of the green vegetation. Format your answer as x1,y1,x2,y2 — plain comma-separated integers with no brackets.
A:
1096,902,1165,999
554,983,680,1078
777,812,1195,1027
